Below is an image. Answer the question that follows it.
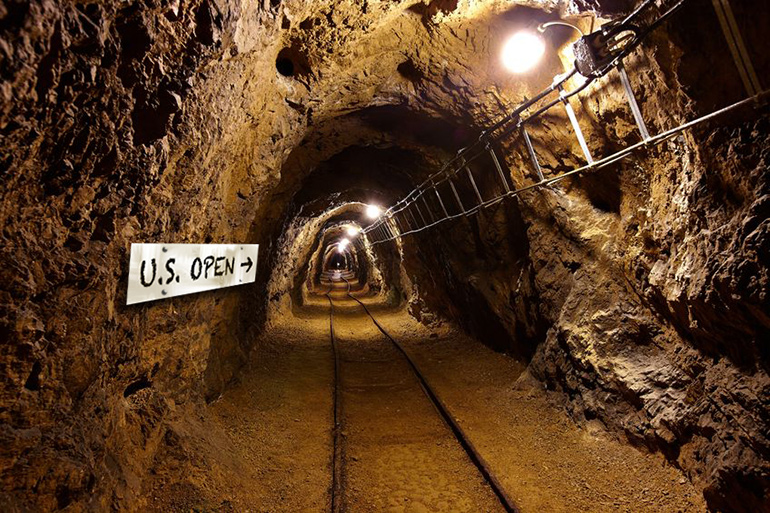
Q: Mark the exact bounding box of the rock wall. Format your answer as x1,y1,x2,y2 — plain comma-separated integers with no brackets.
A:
1,1,253,509
0,0,424,508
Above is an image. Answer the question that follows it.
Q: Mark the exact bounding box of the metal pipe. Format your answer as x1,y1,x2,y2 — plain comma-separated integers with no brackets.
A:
393,214,405,235
413,200,428,226
421,194,436,223
388,220,398,240
559,84,593,164
521,126,545,182
618,61,650,140
486,143,511,193
712,0,762,96
390,217,399,239
399,211,411,232
381,221,394,241
435,185,450,217
448,175,466,215
408,205,422,229
464,161,484,205
367,90,767,247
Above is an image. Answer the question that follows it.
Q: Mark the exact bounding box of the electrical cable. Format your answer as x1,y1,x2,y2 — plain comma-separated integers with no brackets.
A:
539,21,585,36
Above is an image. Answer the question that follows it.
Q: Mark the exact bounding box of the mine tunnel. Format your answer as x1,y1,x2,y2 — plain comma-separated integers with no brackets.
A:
2,0,770,511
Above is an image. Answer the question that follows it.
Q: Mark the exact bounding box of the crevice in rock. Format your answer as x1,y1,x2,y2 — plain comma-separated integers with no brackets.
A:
276,44,311,78
24,362,42,391
123,376,152,398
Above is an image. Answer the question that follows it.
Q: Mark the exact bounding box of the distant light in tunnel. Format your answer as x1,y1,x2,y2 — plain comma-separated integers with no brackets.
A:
501,31,545,73
365,205,382,219
346,225,360,237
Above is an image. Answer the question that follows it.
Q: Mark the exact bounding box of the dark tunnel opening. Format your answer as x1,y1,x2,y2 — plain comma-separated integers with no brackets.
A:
327,251,347,270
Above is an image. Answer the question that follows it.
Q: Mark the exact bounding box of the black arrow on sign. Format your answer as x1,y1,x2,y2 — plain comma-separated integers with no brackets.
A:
241,256,253,273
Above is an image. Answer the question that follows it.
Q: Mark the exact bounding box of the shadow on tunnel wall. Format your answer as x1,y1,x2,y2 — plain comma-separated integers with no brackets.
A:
402,197,549,364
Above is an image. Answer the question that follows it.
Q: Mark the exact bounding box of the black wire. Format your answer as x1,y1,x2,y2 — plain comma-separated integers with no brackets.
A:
635,0,688,42
591,0,688,79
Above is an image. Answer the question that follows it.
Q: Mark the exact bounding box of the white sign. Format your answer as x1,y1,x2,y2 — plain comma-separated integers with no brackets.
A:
127,243,259,305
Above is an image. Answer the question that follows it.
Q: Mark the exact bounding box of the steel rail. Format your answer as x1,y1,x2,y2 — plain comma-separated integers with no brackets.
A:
340,277,519,513
324,285,344,513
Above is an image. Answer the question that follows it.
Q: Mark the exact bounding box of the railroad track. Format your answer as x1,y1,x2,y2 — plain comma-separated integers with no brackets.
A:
323,278,344,513
320,270,518,513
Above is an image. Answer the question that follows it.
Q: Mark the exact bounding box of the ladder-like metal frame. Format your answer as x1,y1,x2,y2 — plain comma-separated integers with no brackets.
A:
363,0,766,246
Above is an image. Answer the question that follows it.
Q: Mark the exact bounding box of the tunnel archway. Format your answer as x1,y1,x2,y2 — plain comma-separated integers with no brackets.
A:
325,249,348,271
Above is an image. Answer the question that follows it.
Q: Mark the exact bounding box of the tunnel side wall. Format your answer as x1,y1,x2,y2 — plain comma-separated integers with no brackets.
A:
387,3,770,510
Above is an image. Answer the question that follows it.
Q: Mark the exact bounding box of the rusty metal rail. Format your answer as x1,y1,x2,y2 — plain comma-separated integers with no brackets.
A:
336,276,519,512
324,285,344,513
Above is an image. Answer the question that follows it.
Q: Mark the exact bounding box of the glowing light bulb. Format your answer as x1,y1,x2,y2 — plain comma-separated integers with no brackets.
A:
501,31,545,73
346,225,360,237
366,204,382,219
337,238,350,252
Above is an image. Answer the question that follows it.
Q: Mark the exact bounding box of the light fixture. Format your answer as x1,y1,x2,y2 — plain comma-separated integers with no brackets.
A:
532,19,626,78
365,204,381,219
346,225,360,237
501,31,545,73
337,238,350,252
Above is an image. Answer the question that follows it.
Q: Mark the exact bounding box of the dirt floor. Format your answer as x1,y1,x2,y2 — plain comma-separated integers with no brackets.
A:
141,281,707,512
329,286,502,512
378,310,707,513
142,310,334,512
